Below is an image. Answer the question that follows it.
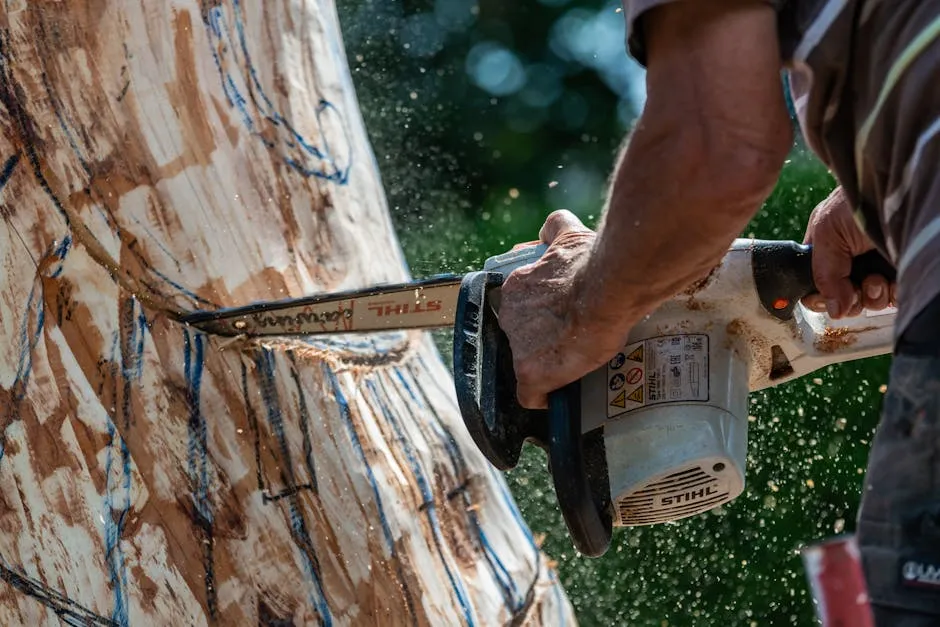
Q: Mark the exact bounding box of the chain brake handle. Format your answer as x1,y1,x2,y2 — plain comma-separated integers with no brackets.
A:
453,270,612,557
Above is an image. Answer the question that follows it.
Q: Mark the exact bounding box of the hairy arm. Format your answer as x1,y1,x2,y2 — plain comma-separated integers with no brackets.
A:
500,0,793,407
575,0,792,336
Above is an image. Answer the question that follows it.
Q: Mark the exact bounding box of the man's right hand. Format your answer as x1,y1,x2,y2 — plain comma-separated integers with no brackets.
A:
801,186,896,318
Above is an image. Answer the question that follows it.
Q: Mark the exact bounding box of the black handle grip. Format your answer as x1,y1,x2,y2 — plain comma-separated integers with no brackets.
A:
547,384,612,557
751,241,896,320
453,271,548,470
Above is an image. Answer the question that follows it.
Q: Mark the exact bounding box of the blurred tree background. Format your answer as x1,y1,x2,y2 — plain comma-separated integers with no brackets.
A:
335,0,891,624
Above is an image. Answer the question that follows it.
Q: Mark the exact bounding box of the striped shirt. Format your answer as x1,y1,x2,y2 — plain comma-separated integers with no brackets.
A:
623,0,940,340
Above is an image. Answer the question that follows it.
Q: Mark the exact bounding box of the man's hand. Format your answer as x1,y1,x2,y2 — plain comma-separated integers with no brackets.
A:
499,210,624,409
801,186,896,318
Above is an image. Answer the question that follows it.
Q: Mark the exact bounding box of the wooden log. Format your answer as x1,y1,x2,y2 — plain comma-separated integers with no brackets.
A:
0,1,575,624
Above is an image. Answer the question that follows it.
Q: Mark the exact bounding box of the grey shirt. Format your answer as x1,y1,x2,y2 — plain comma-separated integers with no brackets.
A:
622,0,940,341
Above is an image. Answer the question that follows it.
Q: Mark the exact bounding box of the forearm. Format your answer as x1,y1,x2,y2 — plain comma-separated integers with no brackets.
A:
572,112,788,345
564,1,792,349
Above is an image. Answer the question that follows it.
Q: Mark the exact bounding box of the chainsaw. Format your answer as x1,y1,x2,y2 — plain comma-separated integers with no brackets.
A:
182,239,896,558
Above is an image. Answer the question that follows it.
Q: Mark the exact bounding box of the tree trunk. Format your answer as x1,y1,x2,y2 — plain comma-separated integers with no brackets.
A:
0,1,574,624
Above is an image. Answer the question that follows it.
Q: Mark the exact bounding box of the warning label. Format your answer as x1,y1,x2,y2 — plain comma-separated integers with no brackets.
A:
627,345,644,362
626,367,643,385
607,334,709,418
610,390,626,408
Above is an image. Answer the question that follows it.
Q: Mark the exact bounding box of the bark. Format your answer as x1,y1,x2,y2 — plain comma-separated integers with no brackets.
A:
0,1,574,624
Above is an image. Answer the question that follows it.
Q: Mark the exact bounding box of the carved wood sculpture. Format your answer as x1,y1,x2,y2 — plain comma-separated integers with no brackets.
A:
0,1,575,624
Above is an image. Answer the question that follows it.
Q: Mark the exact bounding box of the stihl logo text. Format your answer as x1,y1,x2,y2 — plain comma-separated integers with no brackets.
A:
660,485,718,507
368,301,442,317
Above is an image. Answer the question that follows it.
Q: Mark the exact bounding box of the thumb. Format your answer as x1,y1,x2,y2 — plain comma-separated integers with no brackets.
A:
810,244,859,319
539,209,589,245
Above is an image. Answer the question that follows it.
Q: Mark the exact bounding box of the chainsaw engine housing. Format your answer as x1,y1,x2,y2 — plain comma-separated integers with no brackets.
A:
580,322,749,526
577,239,895,530
459,238,895,557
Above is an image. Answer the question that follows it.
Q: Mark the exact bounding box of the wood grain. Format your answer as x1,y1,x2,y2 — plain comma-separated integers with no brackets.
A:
0,1,574,624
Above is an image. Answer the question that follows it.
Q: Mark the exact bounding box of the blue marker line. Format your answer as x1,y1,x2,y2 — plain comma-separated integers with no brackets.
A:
146,264,216,306
414,355,543,564
393,366,521,610
49,106,117,230
3,234,74,465
183,330,217,618
43,83,214,307
549,569,566,627
0,153,20,191
49,234,72,279
11,282,45,405
322,365,419,624
185,331,210,521
103,427,130,626
231,0,347,180
204,4,352,183
11,231,72,402
255,349,332,626
364,376,476,626
103,300,146,627
131,218,179,263
286,355,318,493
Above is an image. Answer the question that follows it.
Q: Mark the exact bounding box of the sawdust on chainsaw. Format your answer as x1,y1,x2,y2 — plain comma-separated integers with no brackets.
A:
813,326,878,353
682,264,720,296
726,318,772,388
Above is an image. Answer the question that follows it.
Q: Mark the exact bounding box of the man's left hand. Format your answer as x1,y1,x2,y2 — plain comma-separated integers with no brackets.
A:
498,210,626,409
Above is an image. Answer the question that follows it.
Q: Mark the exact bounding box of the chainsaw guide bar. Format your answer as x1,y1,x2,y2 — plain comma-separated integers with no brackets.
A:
182,274,463,337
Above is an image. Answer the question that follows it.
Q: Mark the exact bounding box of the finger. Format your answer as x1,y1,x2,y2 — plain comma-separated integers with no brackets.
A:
511,240,542,251
811,247,858,319
844,289,864,318
539,209,589,245
860,275,891,311
801,293,829,313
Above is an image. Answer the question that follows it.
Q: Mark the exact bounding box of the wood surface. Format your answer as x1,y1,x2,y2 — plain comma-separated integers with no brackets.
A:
0,1,574,624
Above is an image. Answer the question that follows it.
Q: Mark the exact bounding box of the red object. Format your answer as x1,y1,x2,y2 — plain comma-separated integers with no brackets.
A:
773,297,790,310
801,535,874,627
626,367,643,385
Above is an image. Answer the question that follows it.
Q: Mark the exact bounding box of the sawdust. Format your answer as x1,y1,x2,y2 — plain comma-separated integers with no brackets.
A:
685,297,709,311
682,264,720,296
814,326,878,353
726,318,772,388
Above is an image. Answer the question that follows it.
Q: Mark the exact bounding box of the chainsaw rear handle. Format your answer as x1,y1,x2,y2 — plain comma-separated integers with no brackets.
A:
751,241,896,321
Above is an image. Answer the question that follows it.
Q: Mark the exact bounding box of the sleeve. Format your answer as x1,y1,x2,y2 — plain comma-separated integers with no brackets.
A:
622,0,784,67
621,0,681,67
